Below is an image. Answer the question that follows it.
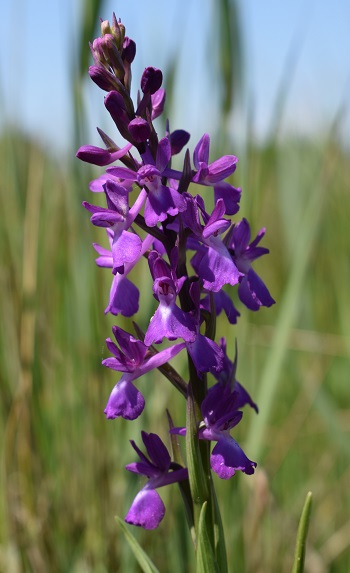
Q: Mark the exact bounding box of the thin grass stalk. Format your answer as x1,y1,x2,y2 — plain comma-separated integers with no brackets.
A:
4,144,45,571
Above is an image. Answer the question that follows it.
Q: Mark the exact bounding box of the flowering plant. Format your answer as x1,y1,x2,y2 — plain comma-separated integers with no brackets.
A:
77,12,276,571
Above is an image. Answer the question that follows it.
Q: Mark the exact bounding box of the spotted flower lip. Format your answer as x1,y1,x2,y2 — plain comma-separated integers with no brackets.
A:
125,432,188,529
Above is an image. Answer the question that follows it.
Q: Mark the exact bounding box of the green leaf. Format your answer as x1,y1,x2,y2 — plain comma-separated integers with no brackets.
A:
115,516,160,573
211,484,228,573
196,502,219,573
292,492,312,573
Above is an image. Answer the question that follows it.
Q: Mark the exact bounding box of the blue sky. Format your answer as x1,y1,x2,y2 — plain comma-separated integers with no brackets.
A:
1,0,349,150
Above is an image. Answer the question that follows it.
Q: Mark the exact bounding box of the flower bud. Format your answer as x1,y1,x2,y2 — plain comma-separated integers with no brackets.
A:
89,65,119,92
100,19,112,36
141,67,163,95
170,130,190,155
76,145,112,166
111,13,125,49
90,37,108,66
101,34,125,80
122,37,136,64
128,118,151,143
104,91,137,144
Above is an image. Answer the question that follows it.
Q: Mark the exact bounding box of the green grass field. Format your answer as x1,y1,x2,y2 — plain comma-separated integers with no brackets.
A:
1,3,349,572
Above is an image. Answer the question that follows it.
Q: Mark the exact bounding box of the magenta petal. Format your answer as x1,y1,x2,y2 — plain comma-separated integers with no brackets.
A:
89,174,110,193
107,165,138,180
93,243,113,268
144,185,186,227
104,379,145,420
193,134,210,168
206,155,238,184
151,88,166,120
105,274,139,317
210,437,257,479
233,218,251,253
112,231,142,268
169,129,190,155
194,242,241,292
156,138,171,172
141,432,171,472
202,217,230,239
214,183,241,216
89,174,134,193
125,489,165,529
238,270,275,311
138,342,185,375
186,334,224,376
145,304,197,345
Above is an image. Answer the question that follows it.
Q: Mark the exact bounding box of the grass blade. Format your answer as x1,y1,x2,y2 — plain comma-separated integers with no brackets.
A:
292,492,312,573
115,516,160,573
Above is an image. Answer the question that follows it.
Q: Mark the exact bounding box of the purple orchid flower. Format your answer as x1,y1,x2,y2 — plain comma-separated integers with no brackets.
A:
83,179,146,273
107,137,186,227
192,133,238,185
144,251,197,345
199,384,257,479
224,218,275,311
125,432,188,529
171,341,257,479
103,325,185,420
93,230,153,317
213,338,258,413
185,281,224,377
183,194,242,292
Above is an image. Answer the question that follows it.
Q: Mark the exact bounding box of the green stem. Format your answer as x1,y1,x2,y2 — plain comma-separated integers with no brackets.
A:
186,356,217,565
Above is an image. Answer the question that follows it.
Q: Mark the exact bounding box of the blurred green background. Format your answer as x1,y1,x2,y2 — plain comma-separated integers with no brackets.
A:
1,1,349,572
